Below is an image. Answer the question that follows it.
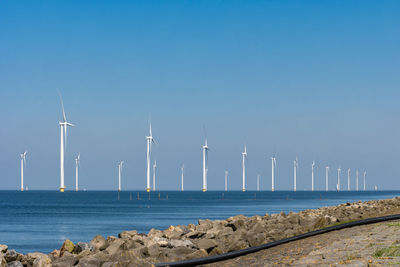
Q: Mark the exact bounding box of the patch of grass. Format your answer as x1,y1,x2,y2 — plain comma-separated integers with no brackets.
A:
324,219,361,228
387,262,400,265
373,245,400,258
346,254,357,261
387,222,400,227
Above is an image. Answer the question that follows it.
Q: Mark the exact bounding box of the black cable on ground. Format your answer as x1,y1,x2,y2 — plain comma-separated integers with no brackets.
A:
153,213,400,267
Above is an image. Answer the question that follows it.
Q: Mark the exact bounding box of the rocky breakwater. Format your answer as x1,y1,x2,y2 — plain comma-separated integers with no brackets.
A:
2,197,400,267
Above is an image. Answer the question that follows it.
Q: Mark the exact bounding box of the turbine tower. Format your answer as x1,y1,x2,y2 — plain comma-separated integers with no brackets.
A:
311,161,315,191
225,170,228,191
271,156,276,192
356,170,359,191
257,174,260,191
58,92,74,193
118,161,124,192
180,164,184,191
347,168,350,191
20,151,27,192
242,145,247,192
325,166,329,192
146,123,155,192
363,171,366,191
75,153,80,192
202,136,209,192
337,166,341,191
153,160,157,191
293,157,298,192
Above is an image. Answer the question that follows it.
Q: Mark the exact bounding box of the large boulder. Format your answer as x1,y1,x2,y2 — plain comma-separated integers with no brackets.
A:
118,230,137,239
52,251,78,266
90,235,107,251
0,245,7,254
163,226,184,239
32,254,51,267
196,239,217,253
169,239,194,248
185,249,208,260
6,262,23,267
0,254,6,267
105,239,124,256
60,240,75,257
73,242,94,254
4,250,22,263
225,215,247,231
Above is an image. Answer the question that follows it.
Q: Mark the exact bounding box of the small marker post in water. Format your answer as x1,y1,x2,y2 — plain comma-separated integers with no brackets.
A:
117,191,120,201
222,193,224,200
166,193,168,200
137,192,140,200
158,192,160,200
130,192,132,200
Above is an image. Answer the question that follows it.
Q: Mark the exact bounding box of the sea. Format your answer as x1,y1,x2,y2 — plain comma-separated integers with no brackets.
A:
1,190,399,254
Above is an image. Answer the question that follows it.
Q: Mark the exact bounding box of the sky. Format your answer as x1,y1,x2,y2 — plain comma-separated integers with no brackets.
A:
1,0,400,191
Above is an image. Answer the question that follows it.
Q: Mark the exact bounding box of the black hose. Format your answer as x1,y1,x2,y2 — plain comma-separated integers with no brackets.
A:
153,213,400,267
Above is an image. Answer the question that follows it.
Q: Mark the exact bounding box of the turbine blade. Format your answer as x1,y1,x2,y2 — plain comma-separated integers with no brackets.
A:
58,90,67,122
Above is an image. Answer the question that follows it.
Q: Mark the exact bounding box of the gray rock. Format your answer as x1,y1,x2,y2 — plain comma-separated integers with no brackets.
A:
0,254,6,267
6,262,23,267
105,239,124,255
74,242,94,253
0,245,7,254
185,249,208,260
196,239,217,253
4,250,21,263
164,225,184,239
32,254,51,267
118,230,137,239
169,239,194,248
186,230,205,239
90,235,107,251
52,252,78,266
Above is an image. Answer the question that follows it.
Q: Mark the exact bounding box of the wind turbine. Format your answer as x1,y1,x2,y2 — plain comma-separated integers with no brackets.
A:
242,144,247,192
118,161,124,192
58,92,74,192
363,171,366,191
224,170,228,191
311,161,315,191
337,166,341,191
325,166,329,192
202,133,209,192
75,153,80,192
347,168,350,191
356,170,359,191
293,157,298,192
153,160,157,191
257,174,260,191
146,122,155,192
181,164,184,191
271,156,276,192
20,151,27,191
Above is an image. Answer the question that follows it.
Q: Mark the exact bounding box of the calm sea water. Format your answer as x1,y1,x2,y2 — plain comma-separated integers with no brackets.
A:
0,190,399,254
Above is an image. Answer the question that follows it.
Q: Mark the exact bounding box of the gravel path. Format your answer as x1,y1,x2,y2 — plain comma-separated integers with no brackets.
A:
206,220,400,266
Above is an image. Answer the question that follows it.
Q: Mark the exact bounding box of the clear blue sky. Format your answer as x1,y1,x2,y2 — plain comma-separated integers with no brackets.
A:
1,0,399,190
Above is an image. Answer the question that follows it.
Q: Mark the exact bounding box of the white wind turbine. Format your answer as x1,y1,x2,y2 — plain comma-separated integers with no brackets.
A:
58,92,74,192
271,156,276,192
356,170,359,191
337,166,341,191
118,161,124,192
146,123,155,192
293,157,298,192
181,164,184,191
363,171,366,191
242,145,247,192
311,161,315,191
257,174,260,191
20,151,27,191
224,170,228,192
75,153,80,192
202,135,209,192
347,168,350,191
325,166,329,192
153,160,157,191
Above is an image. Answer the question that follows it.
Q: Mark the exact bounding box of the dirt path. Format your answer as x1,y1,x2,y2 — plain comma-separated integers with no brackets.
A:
206,220,400,266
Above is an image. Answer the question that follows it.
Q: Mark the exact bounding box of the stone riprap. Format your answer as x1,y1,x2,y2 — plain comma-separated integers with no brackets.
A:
1,197,400,267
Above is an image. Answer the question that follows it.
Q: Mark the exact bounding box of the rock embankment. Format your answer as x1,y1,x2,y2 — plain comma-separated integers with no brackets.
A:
2,197,400,267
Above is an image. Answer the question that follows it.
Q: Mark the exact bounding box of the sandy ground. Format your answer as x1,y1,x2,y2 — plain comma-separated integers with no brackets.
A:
205,219,400,267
